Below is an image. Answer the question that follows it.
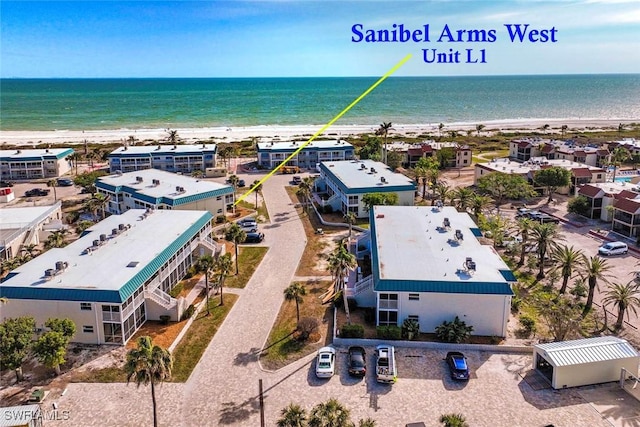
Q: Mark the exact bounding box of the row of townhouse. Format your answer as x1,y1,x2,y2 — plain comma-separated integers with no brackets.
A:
475,157,607,194
0,209,219,345
577,180,640,239
315,160,416,218
387,141,473,169
107,144,217,174
1,148,74,180
509,138,610,167
96,169,235,217
256,140,355,169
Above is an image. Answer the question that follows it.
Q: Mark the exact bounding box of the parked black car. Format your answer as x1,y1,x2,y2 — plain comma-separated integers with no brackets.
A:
244,232,264,243
347,346,366,377
238,179,246,187
56,178,74,187
445,351,470,380
25,188,50,197
0,180,14,187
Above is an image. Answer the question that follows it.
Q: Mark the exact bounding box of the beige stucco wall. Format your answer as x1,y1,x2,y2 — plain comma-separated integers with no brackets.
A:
393,292,511,337
0,299,104,345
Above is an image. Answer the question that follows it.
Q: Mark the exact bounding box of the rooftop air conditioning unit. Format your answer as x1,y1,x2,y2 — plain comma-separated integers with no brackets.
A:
176,186,181,192
112,228,118,236
93,239,100,247
100,234,108,242
119,223,126,231
152,179,160,185
370,167,377,173
360,164,366,170
55,261,68,271
136,176,143,183
380,177,386,183
44,269,56,278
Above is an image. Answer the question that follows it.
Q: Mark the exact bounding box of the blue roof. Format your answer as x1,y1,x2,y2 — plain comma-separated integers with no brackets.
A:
374,279,513,295
96,182,232,207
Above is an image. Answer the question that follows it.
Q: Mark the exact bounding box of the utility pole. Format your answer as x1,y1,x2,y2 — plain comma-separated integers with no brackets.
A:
259,379,265,427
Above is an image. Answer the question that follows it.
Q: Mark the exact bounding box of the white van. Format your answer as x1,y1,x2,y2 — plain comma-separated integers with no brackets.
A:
598,241,628,256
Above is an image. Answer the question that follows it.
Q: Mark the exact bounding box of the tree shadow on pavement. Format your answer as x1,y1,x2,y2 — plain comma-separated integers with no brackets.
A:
219,396,260,425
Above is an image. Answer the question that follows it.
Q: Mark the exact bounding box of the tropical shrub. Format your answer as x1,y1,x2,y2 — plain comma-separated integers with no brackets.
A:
297,317,319,341
376,325,402,340
181,305,195,321
340,324,364,338
169,282,184,298
440,413,469,427
401,318,420,340
518,315,537,337
159,315,171,325
435,316,474,343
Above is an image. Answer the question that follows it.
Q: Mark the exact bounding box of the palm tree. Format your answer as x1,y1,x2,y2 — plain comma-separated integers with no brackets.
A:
213,253,233,305
1,257,21,276
602,281,640,330
451,187,474,212
45,229,69,249
127,135,138,146
414,166,428,199
426,168,441,201
224,223,246,275
309,398,351,427
296,177,314,213
359,419,377,427
376,122,393,164
531,222,561,279
93,193,111,219
327,244,357,325
550,245,586,294
475,124,485,136
68,152,81,175
469,194,491,219
284,282,307,325
277,403,307,427
165,129,180,144
47,179,58,201
251,180,263,209
581,255,612,316
197,255,215,315
609,147,631,182
125,336,172,427
514,217,534,266
560,124,568,137
541,124,550,134
227,174,239,191
191,169,204,178
438,122,445,138
20,244,40,260
343,211,356,237
434,182,451,205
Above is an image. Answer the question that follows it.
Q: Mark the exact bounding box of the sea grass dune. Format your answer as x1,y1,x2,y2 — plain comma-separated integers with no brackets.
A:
0,119,637,147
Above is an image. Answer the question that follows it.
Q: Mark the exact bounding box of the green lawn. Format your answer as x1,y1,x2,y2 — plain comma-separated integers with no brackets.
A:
171,294,238,382
237,199,270,221
225,246,268,288
472,149,509,164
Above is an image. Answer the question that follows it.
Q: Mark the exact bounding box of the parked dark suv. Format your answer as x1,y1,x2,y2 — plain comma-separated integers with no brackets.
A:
25,188,50,197
244,232,264,243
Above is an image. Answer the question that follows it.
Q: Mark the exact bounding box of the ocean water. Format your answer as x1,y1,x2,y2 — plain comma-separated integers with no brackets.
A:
1,75,639,131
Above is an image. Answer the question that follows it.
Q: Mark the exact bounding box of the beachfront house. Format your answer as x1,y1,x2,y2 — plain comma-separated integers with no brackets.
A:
256,140,355,169
314,160,416,218
576,182,640,221
96,169,234,217
387,141,472,169
347,206,515,337
509,139,609,167
612,197,640,239
107,144,217,174
475,158,606,195
0,209,219,345
1,148,74,180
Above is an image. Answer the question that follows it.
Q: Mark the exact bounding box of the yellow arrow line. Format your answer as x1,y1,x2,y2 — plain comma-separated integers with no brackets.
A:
234,53,412,206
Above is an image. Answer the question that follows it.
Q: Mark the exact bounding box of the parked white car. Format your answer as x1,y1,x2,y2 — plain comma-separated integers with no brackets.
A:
598,241,628,256
315,346,336,378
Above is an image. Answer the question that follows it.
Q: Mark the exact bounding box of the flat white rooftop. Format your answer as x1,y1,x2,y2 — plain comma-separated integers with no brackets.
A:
535,336,639,366
0,204,60,230
0,209,210,295
257,139,352,150
321,160,415,192
480,158,604,175
109,144,216,155
371,206,513,290
0,148,73,159
97,169,232,200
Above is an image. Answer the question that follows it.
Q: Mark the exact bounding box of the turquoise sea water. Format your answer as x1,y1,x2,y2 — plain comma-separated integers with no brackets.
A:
1,75,639,131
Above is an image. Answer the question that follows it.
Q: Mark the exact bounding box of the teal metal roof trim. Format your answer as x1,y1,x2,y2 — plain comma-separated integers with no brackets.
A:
0,286,122,303
117,211,213,301
470,228,483,237
500,269,517,282
53,148,75,159
96,182,120,193
166,187,233,206
374,279,513,295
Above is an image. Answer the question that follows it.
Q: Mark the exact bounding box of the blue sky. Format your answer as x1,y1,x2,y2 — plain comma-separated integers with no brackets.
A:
1,1,639,78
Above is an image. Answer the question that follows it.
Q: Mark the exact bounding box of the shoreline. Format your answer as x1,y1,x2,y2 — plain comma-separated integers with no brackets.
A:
0,118,636,146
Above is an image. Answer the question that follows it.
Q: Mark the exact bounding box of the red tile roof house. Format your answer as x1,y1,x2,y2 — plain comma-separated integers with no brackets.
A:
577,184,606,219
612,197,640,239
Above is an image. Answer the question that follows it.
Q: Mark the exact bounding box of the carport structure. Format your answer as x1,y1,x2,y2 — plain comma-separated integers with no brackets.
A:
533,336,640,389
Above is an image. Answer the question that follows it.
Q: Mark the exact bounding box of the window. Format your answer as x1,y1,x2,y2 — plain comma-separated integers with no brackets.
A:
378,310,398,326
379,293,398,309
80,302,92,310
408,293,419,301
83,325,94,333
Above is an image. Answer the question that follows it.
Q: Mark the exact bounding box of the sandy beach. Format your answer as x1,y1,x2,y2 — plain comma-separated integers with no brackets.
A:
0,118,635,147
